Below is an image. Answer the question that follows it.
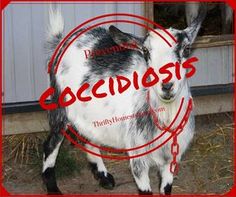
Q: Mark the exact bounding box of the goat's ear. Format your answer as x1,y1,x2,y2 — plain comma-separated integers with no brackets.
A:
109,25,143,52
184,6,207,45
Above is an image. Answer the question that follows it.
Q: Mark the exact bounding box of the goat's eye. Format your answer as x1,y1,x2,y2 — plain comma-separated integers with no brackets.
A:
142,47,150,61
183,44,191,58
143,47,148,54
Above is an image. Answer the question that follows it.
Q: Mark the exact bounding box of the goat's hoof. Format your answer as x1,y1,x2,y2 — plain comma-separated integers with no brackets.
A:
89,162,115,189
98,172,115,190
138,189,153,195
163,183,172,195
47,187,63,195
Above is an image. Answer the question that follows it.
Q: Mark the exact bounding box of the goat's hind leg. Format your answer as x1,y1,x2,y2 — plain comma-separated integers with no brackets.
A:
42,102,68,194
42,131,64,194
42,108,66,194
86,144,115,189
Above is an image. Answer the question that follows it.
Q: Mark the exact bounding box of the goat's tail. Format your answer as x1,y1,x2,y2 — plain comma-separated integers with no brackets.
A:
46,4,64,51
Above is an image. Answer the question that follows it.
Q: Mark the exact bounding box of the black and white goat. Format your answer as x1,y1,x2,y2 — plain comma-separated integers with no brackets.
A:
42,6,205,195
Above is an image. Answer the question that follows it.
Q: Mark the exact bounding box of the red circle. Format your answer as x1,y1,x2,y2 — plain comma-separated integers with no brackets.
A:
54,19,182,154
47,13,188,159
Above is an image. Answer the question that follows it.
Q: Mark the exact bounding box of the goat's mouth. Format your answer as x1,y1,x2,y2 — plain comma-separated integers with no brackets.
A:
159,93,176,103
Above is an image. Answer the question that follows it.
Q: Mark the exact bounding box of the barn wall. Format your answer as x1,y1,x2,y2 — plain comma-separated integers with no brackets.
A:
2,3,234,104
189,45,234,86
2,3,144,104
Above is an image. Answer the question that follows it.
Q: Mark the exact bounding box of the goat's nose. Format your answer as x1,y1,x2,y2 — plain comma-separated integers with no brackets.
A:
162,82,173,92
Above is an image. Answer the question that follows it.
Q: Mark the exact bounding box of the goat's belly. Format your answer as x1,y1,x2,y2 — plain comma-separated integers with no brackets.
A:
77,122,127,148
65,89,138,149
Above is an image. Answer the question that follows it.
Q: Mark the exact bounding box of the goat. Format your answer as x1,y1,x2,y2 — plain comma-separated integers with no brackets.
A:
42,5,205,195
185,2,233,34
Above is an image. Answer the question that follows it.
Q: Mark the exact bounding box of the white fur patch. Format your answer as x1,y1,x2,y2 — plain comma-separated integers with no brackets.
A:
86,144,107,174
42,141,62,172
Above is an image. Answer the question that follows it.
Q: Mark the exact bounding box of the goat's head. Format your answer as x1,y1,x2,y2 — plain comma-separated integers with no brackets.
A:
109,9,206,103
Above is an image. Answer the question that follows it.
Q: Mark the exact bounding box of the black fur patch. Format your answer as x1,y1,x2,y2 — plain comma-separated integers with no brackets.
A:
44,86,65,159
174,31,194,62
89,162,98,176
43,132,63,160
164,183,172,195
142,46,150,62
132,159,144,179
89,162,115,189
45,33,63,54
174,32,188,62
138,189,153,195
43,63,67,160
98,172,115,189
135,102,156,137
77,26,147,84
87,28,137,76
42,167,62,195
48,72,68,130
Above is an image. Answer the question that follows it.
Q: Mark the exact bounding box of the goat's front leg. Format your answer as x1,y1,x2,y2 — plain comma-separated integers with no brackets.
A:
86,144,115,189
159,163,173,195
130,158,152,195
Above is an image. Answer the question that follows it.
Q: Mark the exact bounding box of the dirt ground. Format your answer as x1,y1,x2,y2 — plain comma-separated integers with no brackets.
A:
3,112,234,195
